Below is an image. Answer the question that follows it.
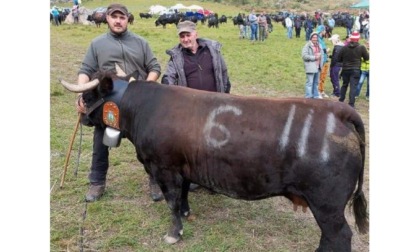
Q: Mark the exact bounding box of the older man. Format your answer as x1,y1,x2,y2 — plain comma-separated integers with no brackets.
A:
161,20,231,190
161,20,230,93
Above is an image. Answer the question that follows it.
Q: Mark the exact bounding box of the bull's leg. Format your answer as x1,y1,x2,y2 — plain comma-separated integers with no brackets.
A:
153,168,184,244
309,202,352,252
180,179,190,217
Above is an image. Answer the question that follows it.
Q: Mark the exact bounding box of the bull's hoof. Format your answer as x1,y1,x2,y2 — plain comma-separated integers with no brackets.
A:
164,232,182,244
182,210,190,217
150,191,164,202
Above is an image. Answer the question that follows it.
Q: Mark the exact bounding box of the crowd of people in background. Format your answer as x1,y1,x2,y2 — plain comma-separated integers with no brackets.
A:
301,9,370,109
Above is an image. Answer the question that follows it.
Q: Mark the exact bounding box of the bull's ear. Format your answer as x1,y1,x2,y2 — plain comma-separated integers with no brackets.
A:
98,73,114,96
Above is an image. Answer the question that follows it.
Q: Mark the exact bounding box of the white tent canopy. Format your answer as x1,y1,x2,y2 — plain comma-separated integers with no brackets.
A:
169,3,204,11
148,5,167,15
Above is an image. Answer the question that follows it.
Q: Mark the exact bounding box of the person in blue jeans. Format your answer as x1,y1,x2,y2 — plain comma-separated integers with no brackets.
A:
51,6,60,26
285,14,293,39
304,15,314,41
356,40,370,100
248,9,258,42
302,32,323,98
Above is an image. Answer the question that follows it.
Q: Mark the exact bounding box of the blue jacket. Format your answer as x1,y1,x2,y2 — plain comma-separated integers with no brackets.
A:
51,8,59,17
316,25,328,65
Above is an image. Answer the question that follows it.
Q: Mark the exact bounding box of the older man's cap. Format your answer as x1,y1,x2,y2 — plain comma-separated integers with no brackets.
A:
107,3,129,16
177,21,196,35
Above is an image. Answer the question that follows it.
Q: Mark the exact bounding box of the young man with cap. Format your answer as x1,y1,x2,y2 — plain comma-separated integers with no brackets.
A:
337,31,369,108
161,20,231,191
75,3,162,202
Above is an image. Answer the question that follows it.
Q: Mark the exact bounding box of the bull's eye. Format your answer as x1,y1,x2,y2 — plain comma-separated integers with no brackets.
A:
103,101,120,129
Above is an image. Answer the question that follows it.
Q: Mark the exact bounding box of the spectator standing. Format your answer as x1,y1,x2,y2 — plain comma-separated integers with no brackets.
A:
258,11,268,41
302,32,323,99
51,6,60,26
236,12,245,39
304,15,314,41
324,15,335,38
243,14,250,39
72,5,79,24
294,16,302,38
345,15,354,36
328,34,344,97
356,40,370,100
285,14,293,39
361,18,369,40
161,21,231,191
337,31,369,108
248,9,258,43
316,25,330,98
75,3,162,202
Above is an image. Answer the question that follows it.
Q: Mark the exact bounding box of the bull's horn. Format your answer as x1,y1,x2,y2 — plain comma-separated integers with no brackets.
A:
59,78,100,93
115,63,126,77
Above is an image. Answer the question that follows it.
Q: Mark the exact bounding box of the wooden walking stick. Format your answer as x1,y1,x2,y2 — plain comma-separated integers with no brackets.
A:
60,113,82,188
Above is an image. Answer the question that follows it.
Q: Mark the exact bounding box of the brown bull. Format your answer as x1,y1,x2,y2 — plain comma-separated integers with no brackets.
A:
60,71,368,251
91,12,107,28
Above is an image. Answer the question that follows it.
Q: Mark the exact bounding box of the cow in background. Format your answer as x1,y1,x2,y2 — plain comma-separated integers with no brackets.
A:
128,13,134,25
207,13,219,28
155,13,182,28
139,12,152,19
60,69,368,251
219,15,227,24
87,11,107,28
181,15,198,24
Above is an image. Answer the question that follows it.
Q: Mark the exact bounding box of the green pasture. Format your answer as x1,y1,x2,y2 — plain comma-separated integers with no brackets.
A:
50,0,369,251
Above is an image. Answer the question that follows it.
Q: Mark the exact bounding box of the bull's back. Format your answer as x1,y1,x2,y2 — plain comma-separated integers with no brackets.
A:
120,82,364,199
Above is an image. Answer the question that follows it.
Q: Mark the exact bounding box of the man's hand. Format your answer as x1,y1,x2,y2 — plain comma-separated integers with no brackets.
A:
76,94,86,114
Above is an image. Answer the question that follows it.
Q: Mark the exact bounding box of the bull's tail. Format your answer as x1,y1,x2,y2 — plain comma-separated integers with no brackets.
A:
349,111,369,234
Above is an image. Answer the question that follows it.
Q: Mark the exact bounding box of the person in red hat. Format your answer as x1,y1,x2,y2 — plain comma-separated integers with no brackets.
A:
337,31,369,108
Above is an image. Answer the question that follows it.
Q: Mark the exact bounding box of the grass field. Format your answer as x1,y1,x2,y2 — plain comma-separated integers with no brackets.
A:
50,1,369,251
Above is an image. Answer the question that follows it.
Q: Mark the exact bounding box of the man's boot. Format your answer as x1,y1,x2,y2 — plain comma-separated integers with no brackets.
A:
85,183,106,202
149,176,164,202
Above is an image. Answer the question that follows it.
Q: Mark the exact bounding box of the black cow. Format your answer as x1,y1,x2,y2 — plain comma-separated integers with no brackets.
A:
219,15,227,24
232,16,238,25
60,69,368,251
155,14,182,28
207,14,219,28
139,12,152,19
128,13,134,25
181,15,198,24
